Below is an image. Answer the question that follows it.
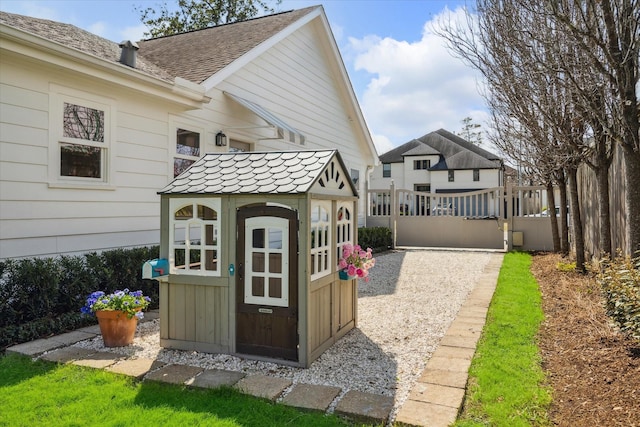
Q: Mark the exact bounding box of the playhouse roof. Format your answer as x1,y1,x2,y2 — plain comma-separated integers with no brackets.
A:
159,149,357,195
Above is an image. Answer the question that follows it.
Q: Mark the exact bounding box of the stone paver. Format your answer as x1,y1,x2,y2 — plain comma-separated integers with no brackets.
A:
190,369,245,389
40,346,97,363
395,400,458,427
235,374,292,401
418,368,469,389
48,330,96,346
334,390,394,425
6,338,66,356
409,382,465,408
281,383,341,412
145,363,204,385
72,351,120,369
107,358,166,379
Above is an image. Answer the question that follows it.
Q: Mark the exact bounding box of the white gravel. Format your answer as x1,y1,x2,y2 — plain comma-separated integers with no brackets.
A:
73,249,493,420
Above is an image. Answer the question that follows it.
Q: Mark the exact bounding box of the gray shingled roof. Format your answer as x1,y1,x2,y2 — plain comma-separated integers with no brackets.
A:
159,150,350,195
137,7,319,83
378,129,503,170
0,11,174,82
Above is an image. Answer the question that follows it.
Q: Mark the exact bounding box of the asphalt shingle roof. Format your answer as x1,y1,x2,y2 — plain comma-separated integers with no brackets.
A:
137,7,319,83
159,150,342,195
378,129,503,170
0,11,174,82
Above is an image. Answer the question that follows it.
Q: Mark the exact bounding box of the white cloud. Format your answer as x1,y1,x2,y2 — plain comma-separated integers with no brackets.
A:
348,7,488,154
119,24,148,42
87,21,107,38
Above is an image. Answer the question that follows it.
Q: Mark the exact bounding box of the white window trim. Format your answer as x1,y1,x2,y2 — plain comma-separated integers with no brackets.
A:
169,197,221,276
336,201,354,268
48,85,116,189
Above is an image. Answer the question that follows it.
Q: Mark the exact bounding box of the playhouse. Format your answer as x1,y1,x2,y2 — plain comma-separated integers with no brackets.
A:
155,150,359,367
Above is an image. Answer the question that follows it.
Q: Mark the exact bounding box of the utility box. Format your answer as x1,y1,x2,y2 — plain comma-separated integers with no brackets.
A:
513,231,524,247
142,258,169,279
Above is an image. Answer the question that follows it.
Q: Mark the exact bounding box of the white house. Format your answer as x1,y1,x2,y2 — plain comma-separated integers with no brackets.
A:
0,6,378,259
370,129,503,213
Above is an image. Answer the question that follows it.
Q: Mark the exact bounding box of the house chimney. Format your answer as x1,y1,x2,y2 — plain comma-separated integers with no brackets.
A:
119,40,139,68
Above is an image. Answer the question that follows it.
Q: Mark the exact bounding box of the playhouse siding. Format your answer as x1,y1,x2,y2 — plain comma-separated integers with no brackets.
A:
0,55,197,258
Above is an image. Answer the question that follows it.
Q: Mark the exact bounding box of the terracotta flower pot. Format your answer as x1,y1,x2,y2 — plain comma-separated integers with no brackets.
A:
95,310,139,347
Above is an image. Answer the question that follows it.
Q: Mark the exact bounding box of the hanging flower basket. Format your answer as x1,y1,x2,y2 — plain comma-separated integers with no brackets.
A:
339,269,357,281
95,310,138,347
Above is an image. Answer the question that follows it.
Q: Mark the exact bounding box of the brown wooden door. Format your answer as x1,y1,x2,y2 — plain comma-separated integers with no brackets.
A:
236,205,298,361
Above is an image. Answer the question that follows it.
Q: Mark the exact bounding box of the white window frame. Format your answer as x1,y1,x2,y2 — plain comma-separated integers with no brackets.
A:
310,200,332,281
169,197,221,276
336,201,354,269
48,86,116,189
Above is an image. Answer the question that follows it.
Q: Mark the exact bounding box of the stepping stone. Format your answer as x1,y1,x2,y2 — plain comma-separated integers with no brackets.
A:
190,369,245,389
427,356,472,373
107,358,165,379
6,338,66,356
334,390,393,425
73,351,120,369
48,331,96,346
409,383,465,408
418,368,469,389
234,374,292,401
76,324,101,334
281,383,341,412
395,399,458,427
144,363,203,385
40,347,96,363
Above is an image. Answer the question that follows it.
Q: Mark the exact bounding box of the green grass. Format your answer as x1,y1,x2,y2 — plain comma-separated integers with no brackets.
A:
0,353,355,427
454,252,552,427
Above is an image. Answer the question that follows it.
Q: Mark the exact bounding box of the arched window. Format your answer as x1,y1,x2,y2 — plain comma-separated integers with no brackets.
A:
336,202,354,266
169,198,220,276
310,201,331,280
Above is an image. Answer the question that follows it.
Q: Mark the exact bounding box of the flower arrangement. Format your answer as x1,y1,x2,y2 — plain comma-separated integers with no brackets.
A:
338,243,376,282
81,289,151,320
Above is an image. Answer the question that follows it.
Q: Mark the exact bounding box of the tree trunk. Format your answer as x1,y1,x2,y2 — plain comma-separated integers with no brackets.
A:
547,182,560,252
557,171,570,256
568,167,586,272
595,161,612,258
622,145,640,255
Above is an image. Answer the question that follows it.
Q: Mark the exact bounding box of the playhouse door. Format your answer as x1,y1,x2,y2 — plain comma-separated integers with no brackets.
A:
236,205,298,361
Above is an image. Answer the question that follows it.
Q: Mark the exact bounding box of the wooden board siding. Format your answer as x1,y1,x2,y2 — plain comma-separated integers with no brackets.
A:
162,281,229,352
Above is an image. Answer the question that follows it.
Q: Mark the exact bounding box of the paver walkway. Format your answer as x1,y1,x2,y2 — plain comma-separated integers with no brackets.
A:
7,251,504,426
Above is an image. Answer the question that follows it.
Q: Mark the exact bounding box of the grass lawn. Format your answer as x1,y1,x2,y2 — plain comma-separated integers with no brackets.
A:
0,353,358,427
454,252,552,426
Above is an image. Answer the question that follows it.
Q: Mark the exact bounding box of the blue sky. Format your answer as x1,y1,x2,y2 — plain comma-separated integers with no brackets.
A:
0,0,488,154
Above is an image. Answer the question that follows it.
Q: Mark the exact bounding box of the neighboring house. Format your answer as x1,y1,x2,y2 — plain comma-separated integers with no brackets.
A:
370,129,503,208
0,6,378,259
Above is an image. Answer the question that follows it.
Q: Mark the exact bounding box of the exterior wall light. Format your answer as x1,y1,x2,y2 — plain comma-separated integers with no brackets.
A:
215,131,227,146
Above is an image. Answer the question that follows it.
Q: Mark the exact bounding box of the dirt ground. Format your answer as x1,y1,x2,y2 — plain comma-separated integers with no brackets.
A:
531,253,640,427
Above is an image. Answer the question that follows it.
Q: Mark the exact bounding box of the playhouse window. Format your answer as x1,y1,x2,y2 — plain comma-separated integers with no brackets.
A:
336,202,354,267
310,201,331,280
169,198,220,276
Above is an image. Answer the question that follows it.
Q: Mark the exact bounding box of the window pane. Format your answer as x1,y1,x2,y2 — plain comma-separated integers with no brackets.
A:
189,224,201,245
252,229,265,248
252,252,265,272
268,229,282,249
269,253,282,273
177,128,200,156
189,249,200,267
174,249,185,269
173,223,186,244
174,205,193,220
197,205,217,220
383,163,391,178
174,158,195,177
60,143,101,178
252,277,264,297
63,103,104,142
205,224,217,245
205,250,217,271
268,278,282,298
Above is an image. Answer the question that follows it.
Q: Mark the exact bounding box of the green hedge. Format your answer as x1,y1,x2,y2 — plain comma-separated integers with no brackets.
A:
358,227,392,253
0,246,159,351
595,253,640,340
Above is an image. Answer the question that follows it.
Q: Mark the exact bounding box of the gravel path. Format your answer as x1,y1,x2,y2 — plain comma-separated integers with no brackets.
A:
74,249,493,419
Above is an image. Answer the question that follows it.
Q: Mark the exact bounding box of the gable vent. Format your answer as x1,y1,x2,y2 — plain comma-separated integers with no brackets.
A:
119,40,139,68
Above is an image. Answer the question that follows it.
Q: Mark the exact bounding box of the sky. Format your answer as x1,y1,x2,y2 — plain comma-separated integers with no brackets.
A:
0,0,488,155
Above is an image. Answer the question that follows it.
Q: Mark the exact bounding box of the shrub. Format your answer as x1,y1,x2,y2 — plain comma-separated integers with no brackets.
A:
358,227,392,253
0,246,159,351
594,252,640,340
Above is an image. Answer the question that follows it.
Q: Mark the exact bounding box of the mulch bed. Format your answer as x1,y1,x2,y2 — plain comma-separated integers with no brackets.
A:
531,253,640,427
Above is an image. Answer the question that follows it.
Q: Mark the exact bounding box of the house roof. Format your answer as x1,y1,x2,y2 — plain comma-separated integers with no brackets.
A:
0,11,174,82
159,149,356,195
378,129,503,170
137,7,319,84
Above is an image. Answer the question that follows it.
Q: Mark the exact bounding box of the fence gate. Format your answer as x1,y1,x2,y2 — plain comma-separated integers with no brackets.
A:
366,183,559,251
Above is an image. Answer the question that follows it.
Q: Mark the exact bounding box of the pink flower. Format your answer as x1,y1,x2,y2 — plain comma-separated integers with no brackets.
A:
338,259,348,269
347,265,357,276
356,268,364,277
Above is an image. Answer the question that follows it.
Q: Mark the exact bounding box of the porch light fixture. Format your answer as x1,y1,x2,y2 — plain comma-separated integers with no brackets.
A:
215,131,227,146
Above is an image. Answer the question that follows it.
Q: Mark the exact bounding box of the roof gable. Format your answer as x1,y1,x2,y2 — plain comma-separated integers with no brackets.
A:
137,7,318,84
159,150,357,196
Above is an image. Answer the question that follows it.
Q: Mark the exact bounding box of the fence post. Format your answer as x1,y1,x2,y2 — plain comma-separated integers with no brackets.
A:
506,183,514,251
390,180,396,249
